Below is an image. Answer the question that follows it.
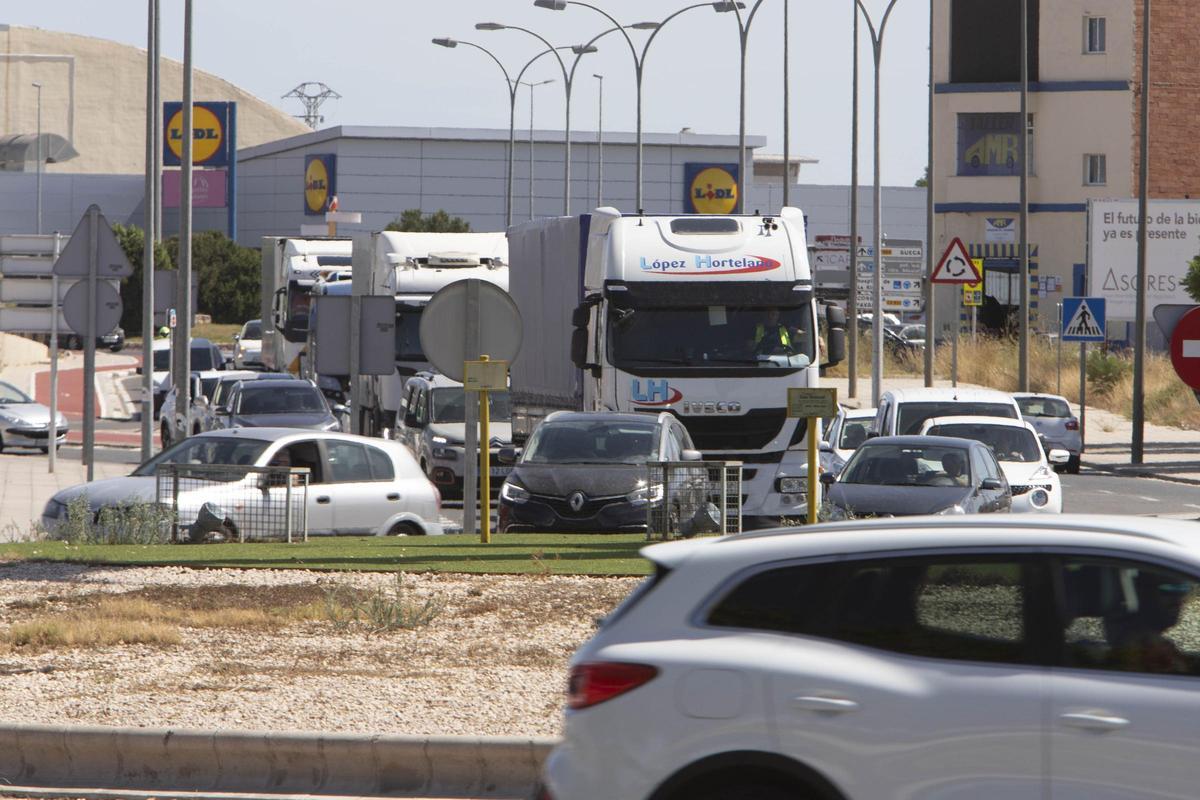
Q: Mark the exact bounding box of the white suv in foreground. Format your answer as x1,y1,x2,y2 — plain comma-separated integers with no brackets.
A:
541,516,1200,800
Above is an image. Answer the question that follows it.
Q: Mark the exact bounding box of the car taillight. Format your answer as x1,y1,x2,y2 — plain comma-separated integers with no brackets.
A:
567,662,658,710
1065,418,1079,431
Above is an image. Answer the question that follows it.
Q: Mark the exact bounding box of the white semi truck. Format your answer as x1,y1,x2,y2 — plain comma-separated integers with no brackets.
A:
260,236,353,373
347,231,508,434
507,208,846,528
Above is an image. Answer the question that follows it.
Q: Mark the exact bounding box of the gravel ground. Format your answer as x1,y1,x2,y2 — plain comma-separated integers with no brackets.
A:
0,563,640,737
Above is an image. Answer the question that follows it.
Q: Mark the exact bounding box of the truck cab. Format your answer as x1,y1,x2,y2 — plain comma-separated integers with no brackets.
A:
260,236,353,373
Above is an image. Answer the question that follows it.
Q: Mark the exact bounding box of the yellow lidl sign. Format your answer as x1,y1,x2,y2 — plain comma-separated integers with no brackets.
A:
164,103,228,166
304,154,336,215
686,164,739,214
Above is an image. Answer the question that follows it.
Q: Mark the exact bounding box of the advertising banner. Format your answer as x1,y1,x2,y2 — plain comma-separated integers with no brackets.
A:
956,113,1021,177
163,101,233,167
683,163,739,214
304,154,337,216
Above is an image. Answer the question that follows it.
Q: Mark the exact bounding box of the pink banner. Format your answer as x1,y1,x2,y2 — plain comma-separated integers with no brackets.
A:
162,169,228,209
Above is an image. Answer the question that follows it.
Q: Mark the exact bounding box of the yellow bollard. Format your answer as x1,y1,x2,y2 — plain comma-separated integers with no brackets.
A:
806,416,819,525
479,355,491,544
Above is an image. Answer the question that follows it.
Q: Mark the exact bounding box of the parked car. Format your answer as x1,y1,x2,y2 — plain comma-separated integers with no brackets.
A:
159,371,227,447
65,327,125,353
142,337,225,419
920,415,1067,513
872,386,1021,437
42,428,442,537
394,372,513,498
215,378,343,432
232,319,263,369
498,411,701,533
0,379,68,453
540,515,1200,800
820,406,876,475
201,371,290,432
1013,392,1082,473
821,434,1011,518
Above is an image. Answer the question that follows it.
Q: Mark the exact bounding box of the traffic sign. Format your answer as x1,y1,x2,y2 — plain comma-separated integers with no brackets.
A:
787,387,838,418
420,279,523,382
1169,306,1200,391
963,279,983,307
63,280,122,337
1062,297,1106,342
931,238,981,284
52,206,133,278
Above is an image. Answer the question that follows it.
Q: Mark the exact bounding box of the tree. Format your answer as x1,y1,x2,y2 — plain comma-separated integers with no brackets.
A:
385,209,471,233
914,165,929,188
163,230,261,324
112,223,173,334
1186,252,1200,303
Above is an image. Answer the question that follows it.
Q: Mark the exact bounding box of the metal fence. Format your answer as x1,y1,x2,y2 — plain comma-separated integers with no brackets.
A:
155,464,310,543
646,461,743,541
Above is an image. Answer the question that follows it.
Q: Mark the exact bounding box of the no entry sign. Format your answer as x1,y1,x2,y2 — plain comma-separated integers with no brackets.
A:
1169,306,1200,391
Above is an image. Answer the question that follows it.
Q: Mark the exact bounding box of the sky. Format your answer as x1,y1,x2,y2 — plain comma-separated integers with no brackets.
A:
5,0,932,186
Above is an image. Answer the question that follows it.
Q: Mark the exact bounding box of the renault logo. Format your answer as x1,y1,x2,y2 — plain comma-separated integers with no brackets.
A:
567,491,587,512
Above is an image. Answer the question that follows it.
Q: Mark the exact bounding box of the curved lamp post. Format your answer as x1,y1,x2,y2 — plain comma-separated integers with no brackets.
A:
535,0,723,212
713,0,759,214
476,22,597,215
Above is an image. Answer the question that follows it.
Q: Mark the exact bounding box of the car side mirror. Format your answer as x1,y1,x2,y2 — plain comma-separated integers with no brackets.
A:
497,447,518,465
820,472,836,486
233,333,240,341
819,441,834,453
680,449,703,462
980,478,1004,491
332,403,349,415
866,430,880,439
1048,448,1070,465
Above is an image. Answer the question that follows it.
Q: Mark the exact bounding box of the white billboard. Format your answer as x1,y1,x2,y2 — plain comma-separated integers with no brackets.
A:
1088,199,1200,320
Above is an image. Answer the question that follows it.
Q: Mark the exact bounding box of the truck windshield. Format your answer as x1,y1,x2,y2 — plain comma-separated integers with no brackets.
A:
395,306,425,362
287,282,313,334
430,388,511,423
609,304,815,367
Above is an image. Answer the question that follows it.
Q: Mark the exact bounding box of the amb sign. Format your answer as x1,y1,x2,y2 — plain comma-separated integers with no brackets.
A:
162,102,233,167
684,163,739,215
304,154,337,216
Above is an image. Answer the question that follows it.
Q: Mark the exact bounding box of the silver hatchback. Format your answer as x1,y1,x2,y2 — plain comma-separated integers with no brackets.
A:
1013,392,1081,473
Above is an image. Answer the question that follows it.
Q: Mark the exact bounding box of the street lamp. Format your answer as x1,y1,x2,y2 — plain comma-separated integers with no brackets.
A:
32,82,42,234
856,0,902,408
476,22,599,215
522,78,555,219
535,0,718,212
713,0,758,214
594,73,603,207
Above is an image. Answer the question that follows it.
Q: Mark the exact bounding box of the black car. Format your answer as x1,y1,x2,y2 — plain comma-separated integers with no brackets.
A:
497,411,701,533
821,434,1011,519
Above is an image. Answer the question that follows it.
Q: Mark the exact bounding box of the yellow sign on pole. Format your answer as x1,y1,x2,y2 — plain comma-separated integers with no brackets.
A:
785,388,838,525
464,359,509,391
464,357,509,544
963,260,984,307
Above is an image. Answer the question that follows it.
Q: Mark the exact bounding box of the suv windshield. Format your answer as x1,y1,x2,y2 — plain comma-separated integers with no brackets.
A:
523,419,660,465
897,402,1017,435
430,388,511,423
242,321,262,339
927,423,1041,463
237,384,326,415
132,436,270,477
1017,396,1072,418
610,304,815,368
842,443,973,487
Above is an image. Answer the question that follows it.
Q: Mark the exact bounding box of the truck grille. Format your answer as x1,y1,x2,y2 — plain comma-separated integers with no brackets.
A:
656,409,788,451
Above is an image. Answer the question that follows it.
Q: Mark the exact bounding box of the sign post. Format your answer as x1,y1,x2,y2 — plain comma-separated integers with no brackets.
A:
786,387,838,525
932,240,982,389
465,357,509,544
48,233,61,473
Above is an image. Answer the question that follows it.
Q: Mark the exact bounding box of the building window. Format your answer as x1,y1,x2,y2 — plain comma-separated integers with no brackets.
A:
957,113,1035,177
1084,154,1107,186
950,0,1040,83
1084,16,1107,54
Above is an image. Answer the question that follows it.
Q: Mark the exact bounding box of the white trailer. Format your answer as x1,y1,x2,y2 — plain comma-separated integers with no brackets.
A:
259,236,352,373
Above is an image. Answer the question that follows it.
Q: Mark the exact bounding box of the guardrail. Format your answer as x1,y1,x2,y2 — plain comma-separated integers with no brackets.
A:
0,724,554,798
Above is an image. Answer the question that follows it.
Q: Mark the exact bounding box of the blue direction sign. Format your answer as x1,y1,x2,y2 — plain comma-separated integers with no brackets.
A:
1062,297,1106,342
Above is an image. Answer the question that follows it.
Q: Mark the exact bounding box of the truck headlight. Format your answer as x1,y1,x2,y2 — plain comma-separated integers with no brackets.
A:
500,482,530,504
777,477,806,494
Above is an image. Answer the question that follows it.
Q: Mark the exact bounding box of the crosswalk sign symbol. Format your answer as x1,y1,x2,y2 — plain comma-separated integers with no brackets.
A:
1062,297,1106,342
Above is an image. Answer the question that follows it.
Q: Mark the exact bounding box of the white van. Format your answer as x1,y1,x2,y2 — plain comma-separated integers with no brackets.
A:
872,387,1021,437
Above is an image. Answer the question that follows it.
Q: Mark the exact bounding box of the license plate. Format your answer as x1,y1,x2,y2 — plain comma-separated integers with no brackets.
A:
490,466,512,477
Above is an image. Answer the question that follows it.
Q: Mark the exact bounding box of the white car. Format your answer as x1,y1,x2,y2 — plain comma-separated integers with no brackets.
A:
232,319,263,369
872,386,1021,437
541,515,1200,800
920,415,1067,513
820,406,876,472
159,371,228,446
43,428,443,537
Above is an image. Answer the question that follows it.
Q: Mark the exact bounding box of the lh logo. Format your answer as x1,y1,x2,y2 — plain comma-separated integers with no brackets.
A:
632,379,683,406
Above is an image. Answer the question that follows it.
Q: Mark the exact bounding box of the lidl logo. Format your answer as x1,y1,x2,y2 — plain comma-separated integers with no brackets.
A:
305,156,331,214
165,105,225,164
688,166,738,214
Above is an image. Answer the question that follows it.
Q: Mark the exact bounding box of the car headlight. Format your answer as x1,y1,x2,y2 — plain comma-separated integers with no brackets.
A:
1029,489,1050,508
431,446,458,459
431,435,448,444
500,482,530,504
777,476,807,494
626,483,664,505
936,504,967,515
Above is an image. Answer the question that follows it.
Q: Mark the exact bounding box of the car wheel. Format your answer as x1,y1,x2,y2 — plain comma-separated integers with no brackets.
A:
1067,455,1081,474
387,521,424,536
689,781,797,800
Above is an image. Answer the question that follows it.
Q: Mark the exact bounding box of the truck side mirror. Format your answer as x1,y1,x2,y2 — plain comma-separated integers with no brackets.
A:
825,304,847,330
823,327,846,368
571,303,591,329
570,328,589,369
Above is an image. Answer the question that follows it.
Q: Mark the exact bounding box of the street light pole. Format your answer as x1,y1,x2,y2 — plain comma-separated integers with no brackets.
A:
782,0,790,209
857,0,902,408
142,0,158,460
848,0,860,398
717,0,767,214
594,73,604,207
1018,0,1031,391
1132,0,1151,463
524,79,555,219
32,82,42,235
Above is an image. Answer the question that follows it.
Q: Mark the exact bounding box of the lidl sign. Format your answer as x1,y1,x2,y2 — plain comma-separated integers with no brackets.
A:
684,163,739,215
304,154,337,215
163,101,233,167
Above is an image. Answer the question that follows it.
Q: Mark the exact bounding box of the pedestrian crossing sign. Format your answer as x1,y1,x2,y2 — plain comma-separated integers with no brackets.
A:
1062,297,1106,342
